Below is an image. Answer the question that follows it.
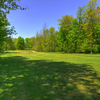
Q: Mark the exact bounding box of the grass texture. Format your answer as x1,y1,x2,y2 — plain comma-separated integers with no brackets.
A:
0,50,100,100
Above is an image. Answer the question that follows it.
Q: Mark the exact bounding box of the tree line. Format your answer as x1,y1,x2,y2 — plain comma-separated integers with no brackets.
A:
0,0,100,54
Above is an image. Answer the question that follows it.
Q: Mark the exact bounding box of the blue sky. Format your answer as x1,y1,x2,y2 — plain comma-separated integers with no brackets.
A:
7,0,100,39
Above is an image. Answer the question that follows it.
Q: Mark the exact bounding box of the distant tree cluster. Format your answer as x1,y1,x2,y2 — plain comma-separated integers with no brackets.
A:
1,0,100,54
33,0,100,54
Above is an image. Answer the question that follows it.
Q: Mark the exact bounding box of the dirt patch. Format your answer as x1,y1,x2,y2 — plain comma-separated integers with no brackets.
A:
19,51,36,54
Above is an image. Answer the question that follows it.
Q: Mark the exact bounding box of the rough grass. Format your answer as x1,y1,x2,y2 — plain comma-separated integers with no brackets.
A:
0,50,100,100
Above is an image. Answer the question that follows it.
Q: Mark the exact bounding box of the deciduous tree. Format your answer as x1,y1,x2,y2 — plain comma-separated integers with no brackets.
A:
83,0,98,54
58,15,73,52
16,36,25,50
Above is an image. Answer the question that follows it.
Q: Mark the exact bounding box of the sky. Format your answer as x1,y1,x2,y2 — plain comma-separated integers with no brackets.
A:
6,0,100,39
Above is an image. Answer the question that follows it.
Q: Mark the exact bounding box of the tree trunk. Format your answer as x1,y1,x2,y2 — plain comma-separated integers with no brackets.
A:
90,44,92,54
90,41,92,54
90,31,93,54
67,41,68,53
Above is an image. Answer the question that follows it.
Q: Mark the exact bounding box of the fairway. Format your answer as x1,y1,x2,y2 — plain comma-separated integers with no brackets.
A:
0,50,100,100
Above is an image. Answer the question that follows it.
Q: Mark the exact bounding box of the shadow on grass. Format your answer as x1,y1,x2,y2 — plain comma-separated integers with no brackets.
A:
0,52,20,55
0,56,100,100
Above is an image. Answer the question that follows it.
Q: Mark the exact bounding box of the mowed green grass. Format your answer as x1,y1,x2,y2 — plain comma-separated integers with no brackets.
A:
0,50,100,100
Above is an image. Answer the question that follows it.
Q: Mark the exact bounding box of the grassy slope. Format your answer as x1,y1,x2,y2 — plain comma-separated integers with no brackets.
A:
0,50,100,100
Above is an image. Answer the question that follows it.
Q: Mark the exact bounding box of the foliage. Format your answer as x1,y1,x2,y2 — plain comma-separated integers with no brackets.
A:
93,45,99,53
58,15,73,53
25,37,35,50
16,36,25,50
82,0,98,54
2,36,15,51
3,0,100,54
0,0,27,14
0,0,27,52
0,13,17,52
12,38,18,50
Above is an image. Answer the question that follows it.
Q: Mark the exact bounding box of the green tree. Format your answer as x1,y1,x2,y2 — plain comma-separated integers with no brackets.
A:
96,6,100,23
49,27,55,52
28,38,34,50
0,0,27,14
44,29,49,51
25,38,30,49
68,18,79,53
95,22,100,53
58,15,73,53
54,31,60,52
0,0,27,52
77,6,86,53
0,14,17,52
42,23,48,51
31,37,36,50
12,38,18,50
16,36,25,50
35,31,44,52
3,36,15,50
83,0,98,54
